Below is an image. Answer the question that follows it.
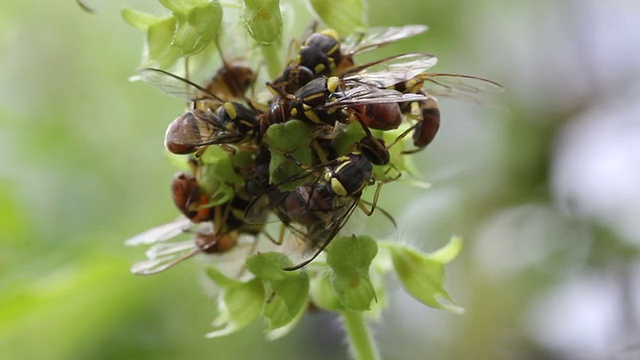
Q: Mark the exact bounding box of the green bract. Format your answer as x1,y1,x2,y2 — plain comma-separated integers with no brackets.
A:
386,237,464,314
242,0,283,45
246,253,309,331
206,268,265,338
122,0,222,68
327,236,378,311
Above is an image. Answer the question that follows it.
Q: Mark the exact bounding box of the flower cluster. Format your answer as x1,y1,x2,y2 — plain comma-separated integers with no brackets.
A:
123,0,499,339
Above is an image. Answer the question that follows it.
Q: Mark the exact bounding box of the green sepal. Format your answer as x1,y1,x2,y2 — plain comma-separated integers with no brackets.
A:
387,236,464,314
242,0,283,45
265,121,313,186
246,252,310,331
332,122,366,156
206,277,265,338
147,17,183,68
205,266,242,289
121,7,163,30
308,0,367,36
264,120,313,153
123,1,223,68
326,235,378,311
309,271,345,312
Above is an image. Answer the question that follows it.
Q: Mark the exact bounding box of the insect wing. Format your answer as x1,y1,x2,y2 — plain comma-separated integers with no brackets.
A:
342,53,439,87
244,168,323,225
131,241,200,275
420,73,505,96
126,217,213,275
125,216,193,246
325,85,427,107
283,196,360,271
341,25,429,56
137,68,222,103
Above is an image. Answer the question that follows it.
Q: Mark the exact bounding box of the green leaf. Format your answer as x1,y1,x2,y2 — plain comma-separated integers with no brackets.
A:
242,0,283,45
206,278,265,338
246,253,310,331
387,237,464,314
326,236,378,311
308,0,367,36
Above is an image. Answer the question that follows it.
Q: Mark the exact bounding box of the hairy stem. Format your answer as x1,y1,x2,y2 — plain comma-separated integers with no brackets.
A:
261,42,282,80
341,310,380,360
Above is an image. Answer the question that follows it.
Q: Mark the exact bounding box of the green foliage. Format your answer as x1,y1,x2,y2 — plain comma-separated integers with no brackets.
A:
202,236,463,338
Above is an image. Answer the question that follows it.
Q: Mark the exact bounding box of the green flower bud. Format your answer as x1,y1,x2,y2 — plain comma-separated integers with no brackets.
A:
242,0,283,45
327,236,378,311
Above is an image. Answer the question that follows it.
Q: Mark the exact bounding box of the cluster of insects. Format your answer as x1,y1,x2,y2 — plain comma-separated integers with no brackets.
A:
126,25,502,275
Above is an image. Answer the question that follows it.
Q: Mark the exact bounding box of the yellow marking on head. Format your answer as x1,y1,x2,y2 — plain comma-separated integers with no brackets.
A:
223,102,238,119
327,77,340,93
330,178,348,196
321,29,339,41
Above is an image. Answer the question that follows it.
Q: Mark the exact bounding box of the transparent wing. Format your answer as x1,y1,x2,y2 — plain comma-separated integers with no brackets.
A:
244,168,323,225
137,68,223,103
283,195,360,271
131,241,201,275
125,216,193,246
342,53,439,87
341,25,429,56
419,73,505,96
126,218,214,275
324,86,427,107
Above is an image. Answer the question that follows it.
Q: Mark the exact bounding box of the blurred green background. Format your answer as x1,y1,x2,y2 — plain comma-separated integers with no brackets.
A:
2,1,640,359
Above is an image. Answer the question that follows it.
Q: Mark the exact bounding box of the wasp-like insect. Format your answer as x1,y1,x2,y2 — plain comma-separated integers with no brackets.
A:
342,54,504,151
273,25,428,94
244,131,394,271
138,68,262,155
126,192,268,275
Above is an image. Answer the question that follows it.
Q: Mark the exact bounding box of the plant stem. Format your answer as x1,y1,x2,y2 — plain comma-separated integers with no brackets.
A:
341,310,380,360
261,42,282,80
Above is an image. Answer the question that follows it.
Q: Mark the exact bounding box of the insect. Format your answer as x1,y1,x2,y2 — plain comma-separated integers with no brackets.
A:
273,25,429,94
205,59,256,102
170,171,213,223
265,73,428,127
126,194,266,275
244,133,394,271
343,54,504,152
138,68,262,154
